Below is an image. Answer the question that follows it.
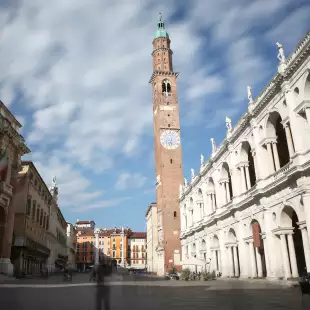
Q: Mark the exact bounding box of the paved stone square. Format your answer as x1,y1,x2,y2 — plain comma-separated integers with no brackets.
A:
0,273,310,309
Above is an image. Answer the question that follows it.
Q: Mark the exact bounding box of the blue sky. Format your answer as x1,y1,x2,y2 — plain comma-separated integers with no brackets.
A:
1,0,310,231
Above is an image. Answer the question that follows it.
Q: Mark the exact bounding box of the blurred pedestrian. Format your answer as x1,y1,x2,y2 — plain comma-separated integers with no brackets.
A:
89,266,96,282
95,264,110,310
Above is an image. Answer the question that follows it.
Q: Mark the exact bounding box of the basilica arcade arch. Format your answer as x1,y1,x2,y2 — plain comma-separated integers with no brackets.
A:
279,205,306,277
249,220,267,278
226,228,240,277
266,111,291,170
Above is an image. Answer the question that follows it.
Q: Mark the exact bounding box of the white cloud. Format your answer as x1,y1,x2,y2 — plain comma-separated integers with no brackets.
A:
73,197,132,212
227,36,271,101
265,5,310,50
0,0,308,213
115,172,148,191
186,75,224,101
29,153,104,208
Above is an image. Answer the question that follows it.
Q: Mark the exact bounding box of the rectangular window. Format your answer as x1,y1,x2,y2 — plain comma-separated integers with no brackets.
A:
40,210,43,226
32,202,36,220
26,198,31,215
36,207,40,222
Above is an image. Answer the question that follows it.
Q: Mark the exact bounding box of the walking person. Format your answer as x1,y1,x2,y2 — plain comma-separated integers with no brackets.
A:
89,266,96,282
95,264,111,310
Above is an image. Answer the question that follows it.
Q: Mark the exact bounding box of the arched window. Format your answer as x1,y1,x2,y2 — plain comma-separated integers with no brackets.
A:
162,79,171,95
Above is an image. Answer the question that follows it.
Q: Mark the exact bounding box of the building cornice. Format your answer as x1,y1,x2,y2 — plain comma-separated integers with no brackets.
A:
149,71,179,84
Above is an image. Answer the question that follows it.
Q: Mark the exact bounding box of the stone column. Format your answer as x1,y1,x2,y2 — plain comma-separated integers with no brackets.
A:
212,194,216,210
305,107,310,133
233,246,239,277
252,151,260,179
200,203,204,220
272,143,281,171
217,250,222,273
261,236,271,277
212,250,217,271
300,225,310,272
266,143,275,173
245,166,251,190
255,247,263,277
225,182,230,203
207,194,212,213
189,209,193,226
241,166,247,193
287,233,299,278
280,234,291,279
228,246,234,277
249,241,257,278
284,124,294,157
94,228,100,266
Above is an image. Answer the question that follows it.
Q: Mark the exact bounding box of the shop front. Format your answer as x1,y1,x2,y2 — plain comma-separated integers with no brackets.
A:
12,236,50,277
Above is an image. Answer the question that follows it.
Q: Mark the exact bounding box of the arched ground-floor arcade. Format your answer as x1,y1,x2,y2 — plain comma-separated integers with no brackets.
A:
181,191,310,281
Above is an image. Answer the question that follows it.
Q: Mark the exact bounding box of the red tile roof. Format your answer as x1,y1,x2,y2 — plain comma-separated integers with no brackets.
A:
128,232,146,239
75,227,146,239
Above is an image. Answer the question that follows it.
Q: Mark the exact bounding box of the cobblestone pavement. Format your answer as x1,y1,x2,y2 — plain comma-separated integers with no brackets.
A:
0,272,299,288
0,282,310,310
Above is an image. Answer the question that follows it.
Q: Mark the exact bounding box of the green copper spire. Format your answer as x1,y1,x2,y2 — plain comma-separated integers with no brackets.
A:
154,13,169,39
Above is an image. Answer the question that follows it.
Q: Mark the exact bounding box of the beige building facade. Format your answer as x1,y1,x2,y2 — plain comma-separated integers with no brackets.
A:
128,232,147,270
145,202,158,273
11,161,52,276
66,222,77,269
47,177,67,273
0,101,30,275
180,31,310,280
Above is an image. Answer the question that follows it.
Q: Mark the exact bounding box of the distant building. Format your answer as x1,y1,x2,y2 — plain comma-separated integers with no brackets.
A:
75,220,95,230
75,229,94,272
145,202,158,273
127,232,147,270
75,225,145,271
109,227,130,266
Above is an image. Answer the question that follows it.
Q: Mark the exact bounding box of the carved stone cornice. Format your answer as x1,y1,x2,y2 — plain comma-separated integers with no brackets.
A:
272,227,294,235
294,99,310,115
259,137,277,147
149,71,179,84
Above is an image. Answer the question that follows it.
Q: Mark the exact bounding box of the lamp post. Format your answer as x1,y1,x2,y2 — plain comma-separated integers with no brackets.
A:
94,228,101,267
120,227,125,268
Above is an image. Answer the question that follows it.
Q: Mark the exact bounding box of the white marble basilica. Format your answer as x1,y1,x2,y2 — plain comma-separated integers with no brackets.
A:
179,31,310,281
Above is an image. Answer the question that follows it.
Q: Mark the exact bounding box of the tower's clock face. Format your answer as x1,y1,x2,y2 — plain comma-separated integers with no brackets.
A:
160,130,180,150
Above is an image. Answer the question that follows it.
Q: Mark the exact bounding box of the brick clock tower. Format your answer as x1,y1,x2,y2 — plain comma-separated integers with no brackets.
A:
149,14,183,275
